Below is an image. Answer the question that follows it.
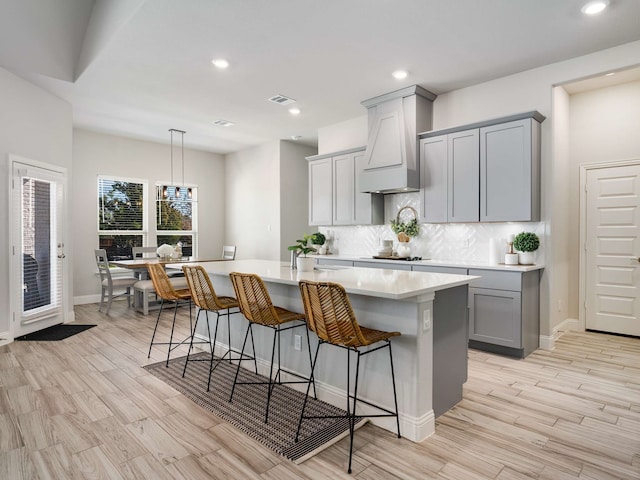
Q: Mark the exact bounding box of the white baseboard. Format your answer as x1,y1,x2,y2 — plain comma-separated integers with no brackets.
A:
74,294,102,305
0,331,13,346
539,318,579,350
195,333,435,442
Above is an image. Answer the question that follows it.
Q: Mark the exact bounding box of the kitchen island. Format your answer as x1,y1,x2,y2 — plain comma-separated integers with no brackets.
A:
170,259,478,442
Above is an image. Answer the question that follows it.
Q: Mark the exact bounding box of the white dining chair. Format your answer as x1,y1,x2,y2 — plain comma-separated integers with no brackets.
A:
222,245,236,260
95,249,138,315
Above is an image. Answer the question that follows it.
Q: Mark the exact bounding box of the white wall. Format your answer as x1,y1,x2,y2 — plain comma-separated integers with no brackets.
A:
279,140,316,261
316,40,640,342
568,79,640,321
225,142,281,261
72,128,226,301
0,67,73,337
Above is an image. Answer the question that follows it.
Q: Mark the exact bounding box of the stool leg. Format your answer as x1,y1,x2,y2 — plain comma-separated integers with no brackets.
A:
207,310,222,392
348,350,362,475
229,323,252,400
295,340,322,442
165,303,180,367
264,326,278,423
182,307,203,377
304,326,317,399
388,341,401,438
148,300,165,358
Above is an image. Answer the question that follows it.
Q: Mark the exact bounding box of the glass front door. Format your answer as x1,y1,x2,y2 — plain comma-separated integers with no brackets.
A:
11,157,66,337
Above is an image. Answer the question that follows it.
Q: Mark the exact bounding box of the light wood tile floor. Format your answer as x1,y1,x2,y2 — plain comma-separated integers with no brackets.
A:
1,303,638,479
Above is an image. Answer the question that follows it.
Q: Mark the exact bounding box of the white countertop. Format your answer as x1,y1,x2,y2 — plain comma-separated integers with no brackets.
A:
172,259,479,301
318,254,544,272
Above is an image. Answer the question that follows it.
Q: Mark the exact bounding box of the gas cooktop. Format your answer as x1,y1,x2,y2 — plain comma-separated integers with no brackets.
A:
371,256,424,261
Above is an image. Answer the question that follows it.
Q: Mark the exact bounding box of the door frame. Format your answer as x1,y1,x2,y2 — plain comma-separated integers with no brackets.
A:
8,154,70,341
579,158,640,332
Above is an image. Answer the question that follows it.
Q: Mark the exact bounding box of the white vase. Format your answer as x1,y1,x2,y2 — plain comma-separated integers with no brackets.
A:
296,256,315,272
396,242,411,258
518,251,535,265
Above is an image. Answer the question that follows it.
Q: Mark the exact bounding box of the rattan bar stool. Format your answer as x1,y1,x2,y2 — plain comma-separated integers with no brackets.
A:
297,280,401,474
146,263,205,367
229,272,317,424
182,265,256,389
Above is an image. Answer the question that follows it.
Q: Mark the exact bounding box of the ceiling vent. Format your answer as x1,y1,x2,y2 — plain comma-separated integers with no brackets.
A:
212,119,235,127
268,94,296,105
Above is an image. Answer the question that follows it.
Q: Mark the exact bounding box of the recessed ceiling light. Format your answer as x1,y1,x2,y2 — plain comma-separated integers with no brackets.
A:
581,0,609,15
605,72,616,76
212,58,229,69
392,70,408,80
289,108,301,115
212,119,234,127
290,135,302,141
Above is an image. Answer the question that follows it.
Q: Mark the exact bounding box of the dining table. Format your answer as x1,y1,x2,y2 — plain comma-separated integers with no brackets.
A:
110,256,226,313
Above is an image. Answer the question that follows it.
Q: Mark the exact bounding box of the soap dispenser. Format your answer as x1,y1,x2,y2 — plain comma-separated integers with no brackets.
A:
504,234,519,265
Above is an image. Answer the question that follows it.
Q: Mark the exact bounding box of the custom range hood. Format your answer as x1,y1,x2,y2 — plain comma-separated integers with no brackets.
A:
359,85,436,193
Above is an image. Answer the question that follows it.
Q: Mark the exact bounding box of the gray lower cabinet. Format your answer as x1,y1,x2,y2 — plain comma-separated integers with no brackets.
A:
315,258,354,267
353,260,412,271
468,269,539,358
412,265,467,275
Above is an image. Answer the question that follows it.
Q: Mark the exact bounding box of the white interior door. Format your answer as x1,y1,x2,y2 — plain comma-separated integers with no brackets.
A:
585,164,640,336
11,157,66,337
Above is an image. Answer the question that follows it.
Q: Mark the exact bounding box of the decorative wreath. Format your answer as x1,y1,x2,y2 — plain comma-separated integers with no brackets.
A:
390,206,419,242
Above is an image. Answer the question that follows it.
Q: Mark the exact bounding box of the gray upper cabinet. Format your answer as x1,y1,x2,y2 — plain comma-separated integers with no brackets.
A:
419,111,544,223
308,147,383,226
420,136,447,223
480,118,540,222
308,157,332,226
448,129,480,222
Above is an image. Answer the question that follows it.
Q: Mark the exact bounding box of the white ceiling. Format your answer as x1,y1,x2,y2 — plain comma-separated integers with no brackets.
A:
2,0,640,154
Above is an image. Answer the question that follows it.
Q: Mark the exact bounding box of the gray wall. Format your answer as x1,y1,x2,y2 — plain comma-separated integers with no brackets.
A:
72,128,226,302
0,67,73,336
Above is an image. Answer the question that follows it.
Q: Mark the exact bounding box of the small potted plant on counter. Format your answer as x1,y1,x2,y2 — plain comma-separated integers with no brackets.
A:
288,234,317,271
513,231,540,265
310,232,327,254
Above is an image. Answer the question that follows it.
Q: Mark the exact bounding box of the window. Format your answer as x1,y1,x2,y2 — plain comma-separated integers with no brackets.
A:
98,177,147,260
156,185,197,256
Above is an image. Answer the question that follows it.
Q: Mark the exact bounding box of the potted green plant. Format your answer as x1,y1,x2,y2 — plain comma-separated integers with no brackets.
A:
513,232,540,265
310,232,327,254
287,234,316,271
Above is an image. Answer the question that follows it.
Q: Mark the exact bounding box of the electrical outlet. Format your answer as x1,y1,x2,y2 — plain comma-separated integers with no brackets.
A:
294,334,301,351
422,309,432,331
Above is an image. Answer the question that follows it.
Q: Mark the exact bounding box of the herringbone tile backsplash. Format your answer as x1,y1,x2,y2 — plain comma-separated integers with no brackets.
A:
318,193,545,264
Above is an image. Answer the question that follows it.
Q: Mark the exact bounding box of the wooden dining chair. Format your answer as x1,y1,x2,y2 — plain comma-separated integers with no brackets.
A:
146,263,205,367
95,249,138,315
182,265,254,390
229,272,316,423
297,279,401,474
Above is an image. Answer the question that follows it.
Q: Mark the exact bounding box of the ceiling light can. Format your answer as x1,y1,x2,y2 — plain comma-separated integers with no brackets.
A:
392,70,408,79
581,0,609,15
212,58,229,68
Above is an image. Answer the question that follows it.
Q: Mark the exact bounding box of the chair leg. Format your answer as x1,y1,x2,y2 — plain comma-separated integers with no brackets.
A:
304,326,317,399
98,287,105,312
348,350,362,475
229,323,252,400
388,341,401,438
148,300,165,358
207,310,223,392
182,308,203,377
165,303,179,367
264,326,278,423
105,286,114,315
295,340,322,442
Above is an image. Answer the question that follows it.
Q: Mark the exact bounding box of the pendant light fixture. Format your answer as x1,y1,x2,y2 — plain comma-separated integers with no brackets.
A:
166,128,189,199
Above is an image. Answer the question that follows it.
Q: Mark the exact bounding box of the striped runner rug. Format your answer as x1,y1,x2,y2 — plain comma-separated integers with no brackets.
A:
144,352,367,464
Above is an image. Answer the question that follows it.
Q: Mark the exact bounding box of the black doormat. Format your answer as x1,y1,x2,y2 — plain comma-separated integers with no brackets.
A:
16,324,96,341
145,352,367,464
